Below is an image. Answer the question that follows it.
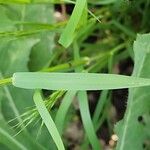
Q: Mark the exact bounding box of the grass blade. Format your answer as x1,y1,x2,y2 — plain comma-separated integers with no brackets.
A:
55,91,76,135
59,0,87,47
78,91,101,150
92,90,109,126
13,72,150,90
73,41,101,149
89,0,117,5
33,90,65,150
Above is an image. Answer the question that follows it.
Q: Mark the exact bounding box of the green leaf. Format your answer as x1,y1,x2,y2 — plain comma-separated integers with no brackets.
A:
59,0,87,48
0,37,45,149
0,4,55,71
0,4,57,149
55,91,76,135
73,41,101,150
77,91,101,150
92,90,109,128
0,38,39,119
0,0,72,4
0,6,16,32
33,90,65,150
0,5,46,149
115,33,150,150
0,0,30,4
0,97,45,150
89,0,117,5
12,72,150,90
0,107,28,150
0,126,27,150
25,4,55,71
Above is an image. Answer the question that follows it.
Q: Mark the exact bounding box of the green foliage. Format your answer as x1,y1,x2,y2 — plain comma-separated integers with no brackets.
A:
55,91,76,135
33,90,65,150
73,41,101,150
0,3,56,150
0,123,27,150
0,0,150,150
115,33,150,150
59,0,87,47
11,72,150,90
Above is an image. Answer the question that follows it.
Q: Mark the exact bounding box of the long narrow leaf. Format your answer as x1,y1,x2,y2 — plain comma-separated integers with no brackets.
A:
78,92,101,149
55,91,76,135
59,0,87,47
33,90,65,150
73,41,101,149
13,72,150,90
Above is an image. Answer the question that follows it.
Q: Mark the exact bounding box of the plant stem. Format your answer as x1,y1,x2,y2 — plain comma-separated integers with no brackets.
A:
0,78,12,86
41,57,90,72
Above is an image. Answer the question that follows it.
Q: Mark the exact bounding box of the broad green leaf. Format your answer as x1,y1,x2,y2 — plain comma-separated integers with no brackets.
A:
0,38,39,118
115,33,150,150
33,90,65,150
0,37,45,149
25,4,55,71
0,6,16,32
0,3,55,149
0,6,44,149
0,4,55,71
12,72,150,90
